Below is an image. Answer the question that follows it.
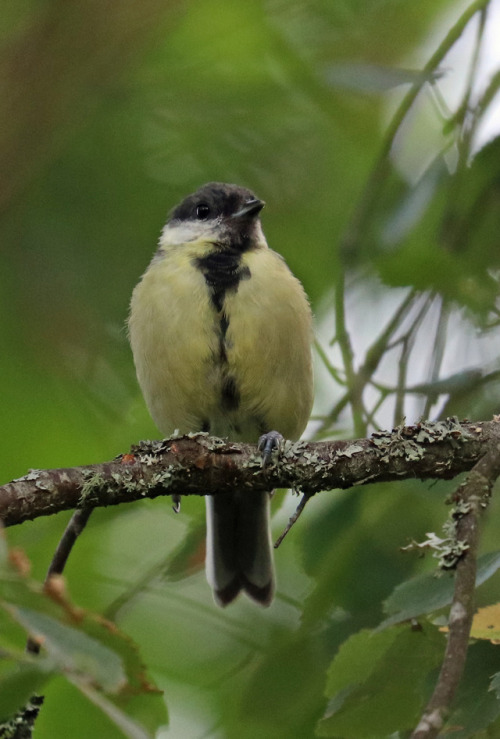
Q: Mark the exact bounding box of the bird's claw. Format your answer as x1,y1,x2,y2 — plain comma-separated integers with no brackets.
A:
258,430,284,468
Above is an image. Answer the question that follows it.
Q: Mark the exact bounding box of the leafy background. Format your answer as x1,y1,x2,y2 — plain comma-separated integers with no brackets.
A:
2,0,500,736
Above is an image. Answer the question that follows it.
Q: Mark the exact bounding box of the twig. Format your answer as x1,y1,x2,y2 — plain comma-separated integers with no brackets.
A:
411,437,500,738
321,288,420,435
423,300,450,419
393,293,435,425
45,508,94,576
335,272,366,436
26,508,94,654
274,493,310,548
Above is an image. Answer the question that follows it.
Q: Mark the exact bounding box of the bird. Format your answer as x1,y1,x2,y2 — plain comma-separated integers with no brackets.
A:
128,182,313,606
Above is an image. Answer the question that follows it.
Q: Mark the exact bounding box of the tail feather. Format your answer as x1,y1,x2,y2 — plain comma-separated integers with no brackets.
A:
205,491,274,607
241,574,274,607
214,577,243,608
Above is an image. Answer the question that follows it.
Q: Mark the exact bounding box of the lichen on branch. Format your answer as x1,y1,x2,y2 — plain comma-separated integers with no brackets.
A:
0,418,497,528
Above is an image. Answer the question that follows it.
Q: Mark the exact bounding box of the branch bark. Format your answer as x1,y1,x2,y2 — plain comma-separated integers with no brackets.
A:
0,418,497,527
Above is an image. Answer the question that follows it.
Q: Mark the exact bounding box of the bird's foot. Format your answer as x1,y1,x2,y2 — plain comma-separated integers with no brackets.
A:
258,430,284,468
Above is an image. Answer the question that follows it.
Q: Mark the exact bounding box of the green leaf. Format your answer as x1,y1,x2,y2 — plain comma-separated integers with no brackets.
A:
324,626,399,698
378,550,500,630
6,605,126,692
444,642,500,737
71,617,168,734
68,679,154,739
325,63,443,93
490,671,500,697
318,623,444,738
163,516,206,581
0,557,167,734
374,146,500,315
111,692,168,738
239,632,328,735
440,136,500,269
0,661,52,723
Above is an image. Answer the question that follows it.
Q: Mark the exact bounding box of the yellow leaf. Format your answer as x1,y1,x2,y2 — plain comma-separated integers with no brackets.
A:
469,605,500,643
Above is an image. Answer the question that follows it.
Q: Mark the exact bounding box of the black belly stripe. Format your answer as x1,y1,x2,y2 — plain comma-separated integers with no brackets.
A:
218,336,227,363
194,248,251,414
212,288,224,314
220,312,229,337
218,311,229,362
221,375,240,411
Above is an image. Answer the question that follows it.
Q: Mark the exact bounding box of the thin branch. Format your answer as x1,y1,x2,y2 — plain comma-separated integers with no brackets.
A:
358,289,418,382
438,368,500,418
476,69,500,122
394,334,411,426
0,419,498,527
26,508,94,654
46,508,94,576
411,436,500,739
321,288,420,435
274,493,310,548
390,293,435,424
364,382,390,430
423,299,450,418
454,3,489,152
386,293,435,353
334,272,366,436
314,338,345,385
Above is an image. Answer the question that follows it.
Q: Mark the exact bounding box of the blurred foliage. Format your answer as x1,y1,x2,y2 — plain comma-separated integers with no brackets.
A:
2,0,500,737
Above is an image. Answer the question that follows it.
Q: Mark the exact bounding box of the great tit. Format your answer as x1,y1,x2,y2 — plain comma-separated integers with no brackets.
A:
129,182,313,606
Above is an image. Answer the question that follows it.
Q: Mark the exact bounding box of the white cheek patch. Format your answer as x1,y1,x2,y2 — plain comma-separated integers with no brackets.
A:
253,221,268,248
160,219,222,248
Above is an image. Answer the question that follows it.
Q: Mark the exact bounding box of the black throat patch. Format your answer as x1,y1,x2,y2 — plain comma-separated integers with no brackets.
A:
194,248,251,312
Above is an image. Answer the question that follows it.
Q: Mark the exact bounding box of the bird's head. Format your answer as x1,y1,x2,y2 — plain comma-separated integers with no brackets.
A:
159,182,266,252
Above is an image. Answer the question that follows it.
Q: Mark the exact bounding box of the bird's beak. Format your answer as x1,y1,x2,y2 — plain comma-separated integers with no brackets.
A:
232,199,265,219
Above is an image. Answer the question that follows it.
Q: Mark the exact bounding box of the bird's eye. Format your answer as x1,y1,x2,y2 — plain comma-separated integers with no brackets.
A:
196,203,211,219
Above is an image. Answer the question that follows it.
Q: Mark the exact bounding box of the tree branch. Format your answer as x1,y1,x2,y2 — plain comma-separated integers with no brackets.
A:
411,434,500,738
0,418,498,528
